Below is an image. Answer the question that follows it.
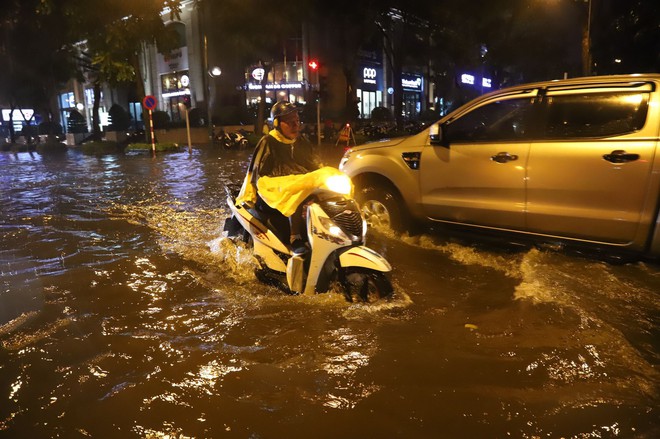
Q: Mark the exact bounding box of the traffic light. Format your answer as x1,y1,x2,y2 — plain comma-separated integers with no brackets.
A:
308,60,319,71
182,95,191,109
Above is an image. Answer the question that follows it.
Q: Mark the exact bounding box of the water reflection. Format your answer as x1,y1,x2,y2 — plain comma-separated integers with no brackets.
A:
0,148,658,438
159,151,208,206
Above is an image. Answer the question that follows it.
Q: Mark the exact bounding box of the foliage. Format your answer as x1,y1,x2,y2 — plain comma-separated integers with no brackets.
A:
78,141,125,155
108,104,130,131
0,0,80,142
187,108,203,127
38,121,64,136
152,111,171,129
68,1,182,87
371,107,392,122
594,0,660,73
67,111,88,134
126,142,179,152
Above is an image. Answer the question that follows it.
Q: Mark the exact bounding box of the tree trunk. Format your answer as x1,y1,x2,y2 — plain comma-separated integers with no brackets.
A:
92,81,102,140
8,102,16,144
131,49,147,101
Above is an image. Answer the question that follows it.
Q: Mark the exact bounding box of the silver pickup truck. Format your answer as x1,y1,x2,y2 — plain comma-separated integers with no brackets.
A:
340,74,660,260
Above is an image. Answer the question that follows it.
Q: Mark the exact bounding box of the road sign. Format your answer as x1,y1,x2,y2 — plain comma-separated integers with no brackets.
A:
142,95,157,110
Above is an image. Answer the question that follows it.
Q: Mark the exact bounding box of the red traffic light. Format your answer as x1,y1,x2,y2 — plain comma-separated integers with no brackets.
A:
308,60,319,70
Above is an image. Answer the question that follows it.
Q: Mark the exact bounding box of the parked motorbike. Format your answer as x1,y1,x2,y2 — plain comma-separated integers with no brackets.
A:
223,172,393,302
230,131,249,149
215,130,249,149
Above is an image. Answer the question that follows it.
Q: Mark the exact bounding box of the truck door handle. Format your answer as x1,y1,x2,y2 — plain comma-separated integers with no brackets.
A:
491,152,519,163
603,150,640,163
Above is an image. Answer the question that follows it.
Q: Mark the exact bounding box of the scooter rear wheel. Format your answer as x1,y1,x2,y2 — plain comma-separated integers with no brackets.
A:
341,269,393,302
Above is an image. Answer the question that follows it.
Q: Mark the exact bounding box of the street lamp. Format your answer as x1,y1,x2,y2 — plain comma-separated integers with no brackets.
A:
210,66,222,77
207,66,221,140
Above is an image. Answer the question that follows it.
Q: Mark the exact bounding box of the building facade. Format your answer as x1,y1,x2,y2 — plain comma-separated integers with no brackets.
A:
49,3,448,137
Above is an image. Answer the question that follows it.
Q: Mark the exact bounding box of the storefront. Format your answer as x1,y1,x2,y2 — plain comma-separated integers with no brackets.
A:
357,64,384,119
243,64,308,107
157,21,192,123
160,70,191,123
401,73,423,119
57,85,107,134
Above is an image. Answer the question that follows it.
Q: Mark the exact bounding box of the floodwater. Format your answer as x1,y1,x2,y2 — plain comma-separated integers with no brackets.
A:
0,146,658,438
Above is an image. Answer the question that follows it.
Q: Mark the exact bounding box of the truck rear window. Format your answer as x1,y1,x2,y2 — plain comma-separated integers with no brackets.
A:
542,92,649,138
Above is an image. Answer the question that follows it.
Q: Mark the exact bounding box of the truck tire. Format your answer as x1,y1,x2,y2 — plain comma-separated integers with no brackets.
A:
357,185,408,232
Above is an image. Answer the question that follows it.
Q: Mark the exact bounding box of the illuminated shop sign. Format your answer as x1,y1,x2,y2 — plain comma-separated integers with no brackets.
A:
461,73,492,89
2,109,35,121
157,47,189,73
402,74,423,91
252,68,265,82
363,67,377,85
161,70,190,98
247,82,303,91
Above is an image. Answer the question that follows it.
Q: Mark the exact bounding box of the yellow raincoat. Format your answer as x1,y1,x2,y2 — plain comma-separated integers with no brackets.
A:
256,166,349,217
236,129,350,217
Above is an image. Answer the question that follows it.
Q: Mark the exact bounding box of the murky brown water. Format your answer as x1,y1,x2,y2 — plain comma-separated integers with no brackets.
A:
1,146,659,438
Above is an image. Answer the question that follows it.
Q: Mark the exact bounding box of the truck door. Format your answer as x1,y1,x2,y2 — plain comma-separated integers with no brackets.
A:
420,92,538,230
526,84,655,243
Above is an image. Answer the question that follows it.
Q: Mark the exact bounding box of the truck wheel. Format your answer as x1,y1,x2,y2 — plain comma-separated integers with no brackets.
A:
358,186,407,232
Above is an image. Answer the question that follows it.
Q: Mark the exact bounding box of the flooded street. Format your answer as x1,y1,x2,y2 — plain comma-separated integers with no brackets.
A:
1,146,659,438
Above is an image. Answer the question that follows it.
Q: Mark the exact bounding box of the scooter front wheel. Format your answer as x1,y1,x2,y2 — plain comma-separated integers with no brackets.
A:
341,269,393,302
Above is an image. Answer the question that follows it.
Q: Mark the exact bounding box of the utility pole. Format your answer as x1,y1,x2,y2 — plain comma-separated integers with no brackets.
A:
582,0,593,76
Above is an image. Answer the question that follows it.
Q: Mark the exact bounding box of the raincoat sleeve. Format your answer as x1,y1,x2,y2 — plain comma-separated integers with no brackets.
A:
256,167,346,217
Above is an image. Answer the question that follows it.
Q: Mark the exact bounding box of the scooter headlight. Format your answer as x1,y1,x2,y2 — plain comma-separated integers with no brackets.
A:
316,215,352,245
324,174,352,195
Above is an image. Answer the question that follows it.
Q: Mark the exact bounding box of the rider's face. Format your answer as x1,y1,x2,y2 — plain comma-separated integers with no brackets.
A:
279,113,300,140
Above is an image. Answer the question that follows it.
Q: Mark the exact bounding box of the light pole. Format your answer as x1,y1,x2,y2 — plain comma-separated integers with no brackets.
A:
208,66,221,140
308,60,321,146
582,0,593,76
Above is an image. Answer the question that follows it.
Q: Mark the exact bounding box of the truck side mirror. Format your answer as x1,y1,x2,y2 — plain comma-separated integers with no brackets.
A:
429,123,449,148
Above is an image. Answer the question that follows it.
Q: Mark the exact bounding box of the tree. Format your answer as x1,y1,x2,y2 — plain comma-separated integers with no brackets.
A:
0,0,182,142
69,0,182,138
0,0,80,142
593,0,660,74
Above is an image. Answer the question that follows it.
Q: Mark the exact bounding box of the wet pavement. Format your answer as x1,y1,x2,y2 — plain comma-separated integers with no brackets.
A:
0,145,658,438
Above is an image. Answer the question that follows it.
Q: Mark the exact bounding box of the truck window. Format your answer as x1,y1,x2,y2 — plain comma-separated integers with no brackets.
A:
447,98,536,143
542,92,649,138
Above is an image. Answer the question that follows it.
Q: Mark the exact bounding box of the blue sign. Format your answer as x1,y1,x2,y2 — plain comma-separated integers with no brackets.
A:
142,95,157,110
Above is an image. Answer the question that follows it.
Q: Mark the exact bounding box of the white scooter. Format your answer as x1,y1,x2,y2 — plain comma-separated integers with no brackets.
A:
223,173,393,302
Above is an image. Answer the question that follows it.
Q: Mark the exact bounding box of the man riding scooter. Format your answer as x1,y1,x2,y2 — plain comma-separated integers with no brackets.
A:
236,101,324,254
226,102,393,299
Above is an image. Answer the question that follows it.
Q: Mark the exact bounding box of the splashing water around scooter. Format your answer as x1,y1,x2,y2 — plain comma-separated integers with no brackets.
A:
223,168,393,302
